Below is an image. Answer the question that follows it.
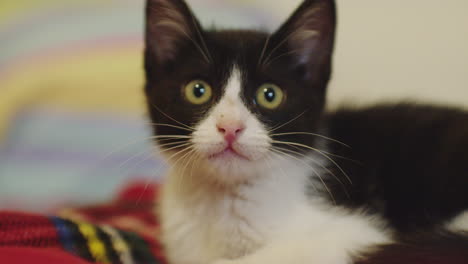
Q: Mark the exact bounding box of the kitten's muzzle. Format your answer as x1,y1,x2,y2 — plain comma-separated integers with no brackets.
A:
216,121,245,145
208,146,250,161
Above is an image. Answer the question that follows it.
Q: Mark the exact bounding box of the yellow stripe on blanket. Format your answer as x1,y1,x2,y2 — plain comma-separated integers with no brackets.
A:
77,222,111,263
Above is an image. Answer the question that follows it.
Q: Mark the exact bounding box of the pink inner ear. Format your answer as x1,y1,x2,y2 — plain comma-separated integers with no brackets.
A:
146,0,200,63
269,0,335,67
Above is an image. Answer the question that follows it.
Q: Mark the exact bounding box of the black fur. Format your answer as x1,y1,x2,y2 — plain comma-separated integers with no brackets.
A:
357,231,468,264
324,103,468,233
144,0,334,149
143,0,468,262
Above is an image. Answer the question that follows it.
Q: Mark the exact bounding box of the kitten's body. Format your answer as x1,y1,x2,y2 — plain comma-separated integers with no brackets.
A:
325,104,468,233
160,159,390,264
144,0,468,263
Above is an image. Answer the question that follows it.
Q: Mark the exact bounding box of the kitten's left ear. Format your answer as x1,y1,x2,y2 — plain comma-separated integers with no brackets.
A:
145,0,207,65
269,0,336,81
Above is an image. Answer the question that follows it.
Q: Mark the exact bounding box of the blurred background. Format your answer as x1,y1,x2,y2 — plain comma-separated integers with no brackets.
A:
1,0,467,212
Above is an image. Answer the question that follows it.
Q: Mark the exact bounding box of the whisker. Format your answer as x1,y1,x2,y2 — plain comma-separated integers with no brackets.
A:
271,149,332,203
273,146,350,198
147,123,195,132
156,140,190,148
263,49,302,68
257,35,271,67
179,148,198,184
134,145,194,206
156,142,193,154
191,15,212,62
272,140,353,185
134,161,167,206
187,150,201,188
126,151,159,175
133,146,193,206
118,141,190,170
286,143,360,176
174,147,197,193
99,136,167,162
134,145,194,205
155,20,210,63
261,29,298,68
271,131,350,148
155,138,190,144
268,109,309,133
149,102,195,130
149,135,192,139
262,25,318,68
117,148,152,170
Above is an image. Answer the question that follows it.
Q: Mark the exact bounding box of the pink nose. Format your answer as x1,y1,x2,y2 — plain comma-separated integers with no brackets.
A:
217,122,245,144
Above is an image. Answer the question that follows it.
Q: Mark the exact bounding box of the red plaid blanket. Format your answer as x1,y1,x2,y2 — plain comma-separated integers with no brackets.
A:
2,182,467,264
0,182,166,264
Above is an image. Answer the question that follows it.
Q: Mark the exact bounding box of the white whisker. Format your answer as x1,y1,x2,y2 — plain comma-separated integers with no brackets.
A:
272,140,352,185
257,35,271,67
268,110,309,133
261,29,298,68
117,148,152,170
149,102,196,130
273,146,350,198
191,15,212,62
147,122,195,132
271,149,325,198
117,141,190,171
263,49,302,68
271,131,350,148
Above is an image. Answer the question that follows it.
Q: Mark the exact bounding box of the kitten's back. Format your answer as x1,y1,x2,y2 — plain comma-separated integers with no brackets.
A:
324,103,468,232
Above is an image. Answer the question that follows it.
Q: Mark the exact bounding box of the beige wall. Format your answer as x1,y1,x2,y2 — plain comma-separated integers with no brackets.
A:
331,0,468,108
192,0,468,108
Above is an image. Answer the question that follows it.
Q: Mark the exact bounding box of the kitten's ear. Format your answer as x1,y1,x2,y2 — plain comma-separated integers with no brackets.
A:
270,0,336,80
145,0,207,64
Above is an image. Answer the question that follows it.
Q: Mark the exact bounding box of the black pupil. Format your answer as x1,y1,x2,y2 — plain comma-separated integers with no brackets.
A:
193,83,206,98
263,87,276,102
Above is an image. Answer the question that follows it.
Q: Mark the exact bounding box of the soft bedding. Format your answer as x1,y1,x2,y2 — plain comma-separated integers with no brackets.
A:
0,182,165,263
0,0,278,211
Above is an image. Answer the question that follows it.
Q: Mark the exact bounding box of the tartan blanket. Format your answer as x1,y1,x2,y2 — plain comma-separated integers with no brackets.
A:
2,182,468,264
0,182,166,264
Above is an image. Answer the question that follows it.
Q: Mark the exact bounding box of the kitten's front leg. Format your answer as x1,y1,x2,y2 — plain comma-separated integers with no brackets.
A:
212,238,351,264
213,213,391,264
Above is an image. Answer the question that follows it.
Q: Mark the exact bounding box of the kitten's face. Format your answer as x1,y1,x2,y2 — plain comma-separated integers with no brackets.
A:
144,0,335,184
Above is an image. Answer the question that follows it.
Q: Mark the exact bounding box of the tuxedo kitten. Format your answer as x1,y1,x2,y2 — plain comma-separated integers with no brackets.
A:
144,0,468,263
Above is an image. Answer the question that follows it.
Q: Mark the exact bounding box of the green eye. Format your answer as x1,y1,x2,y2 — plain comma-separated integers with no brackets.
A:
183,80,212,105
255,83,285,109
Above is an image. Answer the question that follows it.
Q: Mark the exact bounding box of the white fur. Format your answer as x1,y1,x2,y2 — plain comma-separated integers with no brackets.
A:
158,68,391,264
446,210,468,232
191,68,272,184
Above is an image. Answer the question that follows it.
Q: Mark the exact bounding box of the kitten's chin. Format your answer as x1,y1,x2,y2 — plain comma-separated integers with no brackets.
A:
161,145,271,185
205,158,264,185
208,147,250,161
185,148,263,185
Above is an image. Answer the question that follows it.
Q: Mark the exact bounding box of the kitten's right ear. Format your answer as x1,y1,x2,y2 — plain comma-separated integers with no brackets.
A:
145,0,208,65
267,0,336,82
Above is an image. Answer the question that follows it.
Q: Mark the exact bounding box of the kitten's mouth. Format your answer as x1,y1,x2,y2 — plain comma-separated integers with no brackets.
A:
208,146,250,161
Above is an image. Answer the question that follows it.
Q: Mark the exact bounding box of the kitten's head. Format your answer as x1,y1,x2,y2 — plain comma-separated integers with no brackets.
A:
144,0,336,184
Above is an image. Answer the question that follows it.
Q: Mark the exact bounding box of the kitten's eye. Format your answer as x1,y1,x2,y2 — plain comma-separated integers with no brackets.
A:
183,80,213,105
255,83,284,110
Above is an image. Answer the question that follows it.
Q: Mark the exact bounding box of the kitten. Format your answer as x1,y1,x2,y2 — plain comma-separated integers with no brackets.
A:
144,0,468,263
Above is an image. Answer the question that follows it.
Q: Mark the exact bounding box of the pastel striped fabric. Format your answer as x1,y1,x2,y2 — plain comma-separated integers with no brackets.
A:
0,0,288,211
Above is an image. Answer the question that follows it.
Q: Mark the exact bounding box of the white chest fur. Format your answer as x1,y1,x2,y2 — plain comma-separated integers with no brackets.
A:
158,155,391,264
159,156,312,263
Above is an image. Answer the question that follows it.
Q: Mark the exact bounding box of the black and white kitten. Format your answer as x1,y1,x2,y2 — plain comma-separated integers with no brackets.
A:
144,0,468,263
